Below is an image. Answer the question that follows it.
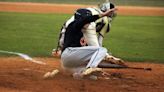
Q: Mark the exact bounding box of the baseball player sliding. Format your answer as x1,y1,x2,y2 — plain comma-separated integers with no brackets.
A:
52,1,126,79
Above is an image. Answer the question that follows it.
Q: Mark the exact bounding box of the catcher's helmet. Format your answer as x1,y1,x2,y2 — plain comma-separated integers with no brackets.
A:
99,2,115,12
74,8,92,20
99,2,116,18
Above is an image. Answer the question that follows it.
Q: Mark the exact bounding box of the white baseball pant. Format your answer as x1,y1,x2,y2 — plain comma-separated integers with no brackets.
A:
61,46,107,73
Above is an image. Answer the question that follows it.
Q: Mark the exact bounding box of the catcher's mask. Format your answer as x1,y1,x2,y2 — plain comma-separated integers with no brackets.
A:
74,8,92,20
99,2,117,18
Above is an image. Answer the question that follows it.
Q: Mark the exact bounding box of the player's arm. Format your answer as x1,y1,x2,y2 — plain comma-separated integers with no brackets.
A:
99,8,117,18
75,8,117,29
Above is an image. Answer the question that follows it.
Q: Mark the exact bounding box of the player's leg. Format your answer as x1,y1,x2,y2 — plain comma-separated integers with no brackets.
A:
61,46,107,77
61,46,107,68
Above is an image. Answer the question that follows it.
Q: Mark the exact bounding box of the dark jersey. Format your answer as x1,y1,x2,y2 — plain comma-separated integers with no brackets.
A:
62,15,100,51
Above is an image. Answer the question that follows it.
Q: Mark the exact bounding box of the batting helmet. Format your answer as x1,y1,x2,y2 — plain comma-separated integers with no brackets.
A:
74,8,92,20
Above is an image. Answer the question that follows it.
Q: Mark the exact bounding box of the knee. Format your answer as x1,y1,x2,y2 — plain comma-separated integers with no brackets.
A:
99,47,107,53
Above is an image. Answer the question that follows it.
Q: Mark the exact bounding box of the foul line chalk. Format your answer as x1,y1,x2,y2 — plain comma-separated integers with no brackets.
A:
0,50,46,65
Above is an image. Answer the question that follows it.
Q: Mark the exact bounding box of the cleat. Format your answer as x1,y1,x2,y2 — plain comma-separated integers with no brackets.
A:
82,68,102,76
104,55,126,66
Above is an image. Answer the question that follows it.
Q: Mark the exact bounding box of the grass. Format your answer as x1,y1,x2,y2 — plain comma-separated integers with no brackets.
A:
0,0,164,7
104,16,164,62
0,12,164,63
0,12,70,56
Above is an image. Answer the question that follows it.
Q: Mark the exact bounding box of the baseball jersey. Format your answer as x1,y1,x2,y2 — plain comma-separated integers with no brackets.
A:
62,15,100,52
57,7,112,50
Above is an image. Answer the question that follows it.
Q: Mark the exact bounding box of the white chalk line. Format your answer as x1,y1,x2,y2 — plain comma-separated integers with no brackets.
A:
0,50,46,65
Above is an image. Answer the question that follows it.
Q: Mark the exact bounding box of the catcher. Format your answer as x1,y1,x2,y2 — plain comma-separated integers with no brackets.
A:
52,1,124,65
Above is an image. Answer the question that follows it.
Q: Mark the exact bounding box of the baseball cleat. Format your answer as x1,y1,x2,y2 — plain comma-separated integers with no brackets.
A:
73,72,83,79
43,72,51,79
73,68,104,80
82,67,103,76
104,55,126,66
43,69,59,79
73,68,112,80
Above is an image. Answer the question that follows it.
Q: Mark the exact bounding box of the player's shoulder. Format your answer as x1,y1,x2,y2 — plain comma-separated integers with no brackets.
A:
65,16,75,27
86,7,102,15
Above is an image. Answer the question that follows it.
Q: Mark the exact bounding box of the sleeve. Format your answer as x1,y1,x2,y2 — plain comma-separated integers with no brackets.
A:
75,15,100,29
83,22,100,46
56,22,66,50
98,17,110,37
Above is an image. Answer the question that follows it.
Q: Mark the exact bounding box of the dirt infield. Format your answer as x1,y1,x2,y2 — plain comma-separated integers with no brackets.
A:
0,57,164,92
0,2,164,92
0,2,164,16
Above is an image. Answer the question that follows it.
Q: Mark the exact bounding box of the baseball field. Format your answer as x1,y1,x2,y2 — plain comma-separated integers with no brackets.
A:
0,1,164,92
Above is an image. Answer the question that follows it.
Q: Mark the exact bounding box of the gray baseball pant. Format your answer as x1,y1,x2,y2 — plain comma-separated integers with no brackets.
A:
61,46,107,72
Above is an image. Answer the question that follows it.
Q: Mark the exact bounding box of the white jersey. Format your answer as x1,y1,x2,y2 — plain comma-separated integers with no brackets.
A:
82,7,102,46
57,7,112,50
85,7,112,46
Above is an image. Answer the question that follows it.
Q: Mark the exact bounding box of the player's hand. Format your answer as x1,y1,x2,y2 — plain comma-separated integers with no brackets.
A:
52,49,61,57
